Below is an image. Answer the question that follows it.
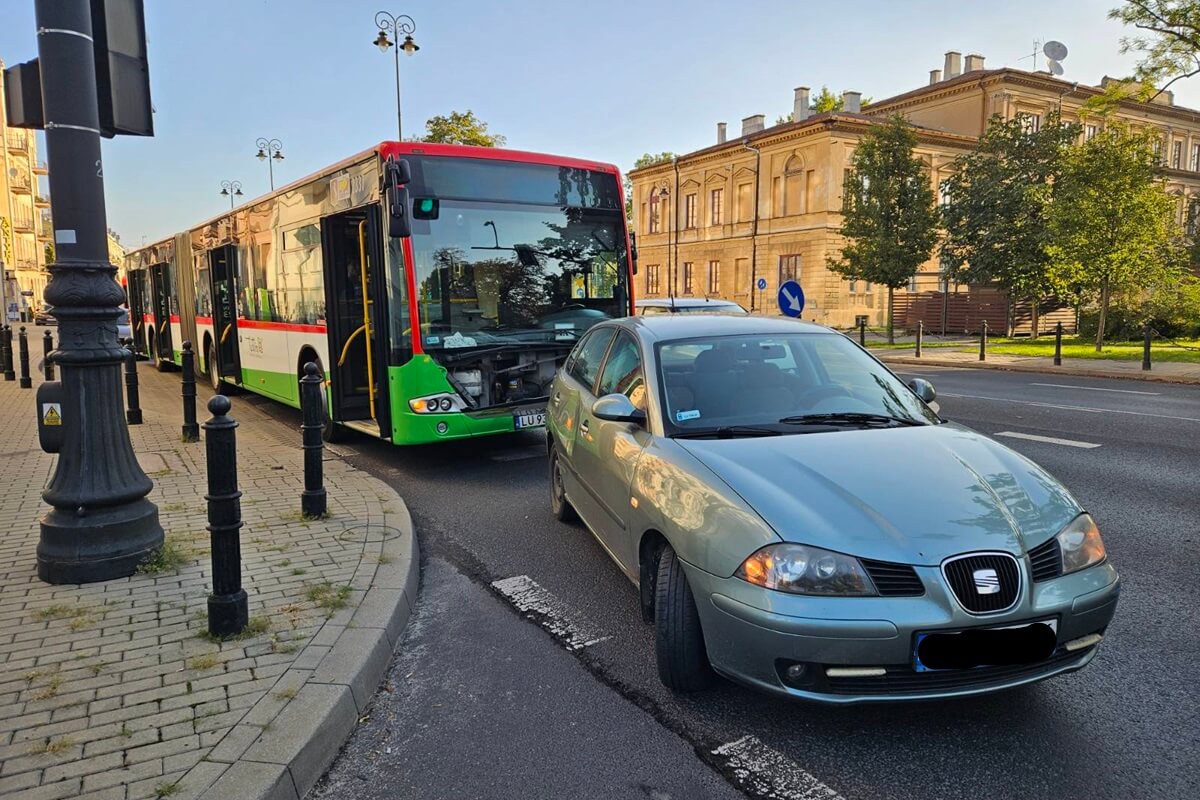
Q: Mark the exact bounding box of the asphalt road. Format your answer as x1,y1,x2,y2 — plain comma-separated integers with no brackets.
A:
278,366,1200,800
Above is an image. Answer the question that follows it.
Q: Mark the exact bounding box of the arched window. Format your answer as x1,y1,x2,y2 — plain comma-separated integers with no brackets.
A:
784,155,804,215
649,187,669,233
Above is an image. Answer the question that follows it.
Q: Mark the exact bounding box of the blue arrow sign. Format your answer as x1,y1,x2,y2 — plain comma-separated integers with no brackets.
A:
756,277,767,291
777,280,805,318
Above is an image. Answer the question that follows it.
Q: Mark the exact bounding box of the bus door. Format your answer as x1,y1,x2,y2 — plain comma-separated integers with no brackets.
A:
127,271,148,354
320,205,391,436
149,263,173,362
207,244,242,382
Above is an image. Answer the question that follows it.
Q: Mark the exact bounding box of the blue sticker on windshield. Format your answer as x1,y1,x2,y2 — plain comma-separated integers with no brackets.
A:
676,409,701,422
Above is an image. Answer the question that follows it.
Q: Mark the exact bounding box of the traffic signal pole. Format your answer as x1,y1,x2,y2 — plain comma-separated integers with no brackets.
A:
34,0,162,583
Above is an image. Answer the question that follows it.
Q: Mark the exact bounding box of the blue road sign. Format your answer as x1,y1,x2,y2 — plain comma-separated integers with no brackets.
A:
777,280,805,318
756,277,767,291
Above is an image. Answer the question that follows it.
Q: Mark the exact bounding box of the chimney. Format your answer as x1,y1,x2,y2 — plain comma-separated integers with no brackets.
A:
717,122,727,144
842,91,862,114
929,68,942,85
964,53,985,72
741,114,765,136
793,86,811,121
943,50,962,79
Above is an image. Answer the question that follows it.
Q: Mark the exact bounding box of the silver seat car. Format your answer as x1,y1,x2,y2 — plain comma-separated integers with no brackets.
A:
546,315,1118,703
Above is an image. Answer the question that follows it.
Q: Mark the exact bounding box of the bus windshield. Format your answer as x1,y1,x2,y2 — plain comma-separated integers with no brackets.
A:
406,158,628,351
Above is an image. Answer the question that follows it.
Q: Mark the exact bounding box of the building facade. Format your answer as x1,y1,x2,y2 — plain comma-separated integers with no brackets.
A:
629,52,1200,327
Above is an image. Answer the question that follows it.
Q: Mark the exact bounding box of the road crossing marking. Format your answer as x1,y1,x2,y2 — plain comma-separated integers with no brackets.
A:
939,392,1200,423
491,575,609,650
712,736,843,800
994,431,1101,449
1030,382,1160,396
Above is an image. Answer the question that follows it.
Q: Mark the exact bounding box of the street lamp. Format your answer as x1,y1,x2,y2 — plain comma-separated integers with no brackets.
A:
219,180,243,210
254,138,284,191
373,11,419,140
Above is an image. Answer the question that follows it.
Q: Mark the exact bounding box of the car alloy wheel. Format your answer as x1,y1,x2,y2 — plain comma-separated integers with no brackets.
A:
549,447,577,523
654,544,713,692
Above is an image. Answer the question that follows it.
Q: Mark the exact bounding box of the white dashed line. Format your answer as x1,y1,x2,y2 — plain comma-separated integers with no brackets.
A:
1030,382,1160,396
713,736,844,800
491,575,609,650
939,392,1200,423
994,431,1101,449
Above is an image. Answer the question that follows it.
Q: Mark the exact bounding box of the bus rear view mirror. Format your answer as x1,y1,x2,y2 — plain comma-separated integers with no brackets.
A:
629,230,638,274
385,156,412,238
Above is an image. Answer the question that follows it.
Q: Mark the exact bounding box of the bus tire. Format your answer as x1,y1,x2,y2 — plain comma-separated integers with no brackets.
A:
305,357,345,443
208,341,233,395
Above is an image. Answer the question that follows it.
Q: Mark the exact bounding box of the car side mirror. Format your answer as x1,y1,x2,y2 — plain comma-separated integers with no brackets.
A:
909,378,936,404
592,393,645,424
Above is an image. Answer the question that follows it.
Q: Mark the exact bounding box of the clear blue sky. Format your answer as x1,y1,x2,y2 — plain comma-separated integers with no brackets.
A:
0,0,1180,246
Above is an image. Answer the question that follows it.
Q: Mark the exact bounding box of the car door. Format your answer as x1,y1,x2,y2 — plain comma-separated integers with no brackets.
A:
571,331,651,573
551,327,616,530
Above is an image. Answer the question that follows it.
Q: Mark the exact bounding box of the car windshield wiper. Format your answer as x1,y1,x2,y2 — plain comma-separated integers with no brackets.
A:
778,412,923,428
673,425,782,439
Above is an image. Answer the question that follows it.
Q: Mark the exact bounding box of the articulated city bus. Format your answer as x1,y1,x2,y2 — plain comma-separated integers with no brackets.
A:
125,142,635,444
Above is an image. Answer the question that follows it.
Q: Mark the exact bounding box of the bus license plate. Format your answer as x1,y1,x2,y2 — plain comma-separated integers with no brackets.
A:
514,409,547,429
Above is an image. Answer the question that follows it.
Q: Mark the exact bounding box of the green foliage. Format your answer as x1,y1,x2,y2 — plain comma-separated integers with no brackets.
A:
137,538,188,576
776,87,872,123
44,243,54,265
625,152,676,222
1110,1,1200,96
421,110,505,147
828,114,939,342
1046,123,1186,349
941,113,1080,334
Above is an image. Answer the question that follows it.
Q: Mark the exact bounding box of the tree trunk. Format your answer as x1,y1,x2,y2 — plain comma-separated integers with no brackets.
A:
1030,298,1040,340
1095,279,1110,352
887,287,895,345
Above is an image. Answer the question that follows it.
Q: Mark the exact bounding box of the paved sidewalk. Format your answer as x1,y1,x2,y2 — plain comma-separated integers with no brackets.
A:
874,347,1200,384
0,359,418,800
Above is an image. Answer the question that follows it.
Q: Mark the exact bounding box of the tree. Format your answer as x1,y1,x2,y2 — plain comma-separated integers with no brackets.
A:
1047,123,1185,350
624,152,676,223
1110,1,1200,97
775,88,872,124
828,114,940,343
421,110,506,147
940,113,1079,337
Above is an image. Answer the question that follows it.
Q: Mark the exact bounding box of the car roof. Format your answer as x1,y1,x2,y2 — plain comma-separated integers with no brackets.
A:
609,314,830,343
636,297,742,308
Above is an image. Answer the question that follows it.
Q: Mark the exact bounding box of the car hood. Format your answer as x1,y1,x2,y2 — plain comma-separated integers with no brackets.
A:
676,423,1081,565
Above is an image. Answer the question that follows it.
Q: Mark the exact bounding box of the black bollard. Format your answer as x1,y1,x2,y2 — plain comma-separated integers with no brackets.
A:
915,320,923,358
181,341,199,442
1143,323,1152,371
300,362,327,519
978,320,988,362
858,317,866,347
124,339,143,425
204,395,248,637
1054,322,1063,367
42,330,55,380
2,326,14,382
18,326,32,389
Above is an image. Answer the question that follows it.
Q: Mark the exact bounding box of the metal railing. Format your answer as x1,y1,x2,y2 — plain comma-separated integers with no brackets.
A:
5,131,27,151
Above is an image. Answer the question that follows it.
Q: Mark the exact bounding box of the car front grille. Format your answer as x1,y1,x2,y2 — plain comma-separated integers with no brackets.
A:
860,558,925,596
822,647,1092,695
942,552,1021,614
1028,538,1062,582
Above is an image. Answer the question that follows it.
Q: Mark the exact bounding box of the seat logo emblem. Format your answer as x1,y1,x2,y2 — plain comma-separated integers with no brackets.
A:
973,568,1000,595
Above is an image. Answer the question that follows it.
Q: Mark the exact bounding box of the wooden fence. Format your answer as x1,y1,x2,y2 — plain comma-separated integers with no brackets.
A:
892,290,1076,336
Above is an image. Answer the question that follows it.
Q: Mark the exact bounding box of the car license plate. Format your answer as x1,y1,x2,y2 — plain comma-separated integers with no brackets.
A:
514,409,546,429
913,619,1058,673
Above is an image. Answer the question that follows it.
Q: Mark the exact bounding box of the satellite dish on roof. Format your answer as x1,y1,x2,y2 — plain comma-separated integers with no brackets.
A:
1048,60,1065,76
1043,40,1068,61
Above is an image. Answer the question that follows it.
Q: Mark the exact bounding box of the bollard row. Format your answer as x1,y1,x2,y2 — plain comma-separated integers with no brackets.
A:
978,320,988,362
204,395,248,637
18,326,31,389
299,362,327,519
124,339,143,425
181,341,199,442
42,329,55,381
2,325,14,381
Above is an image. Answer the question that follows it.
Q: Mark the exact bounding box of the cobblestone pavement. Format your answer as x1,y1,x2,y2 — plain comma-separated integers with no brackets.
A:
875,347,1200,383
0,357,416,800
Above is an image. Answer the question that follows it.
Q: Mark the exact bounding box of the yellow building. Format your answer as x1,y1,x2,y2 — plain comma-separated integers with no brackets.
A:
629,52,1200,327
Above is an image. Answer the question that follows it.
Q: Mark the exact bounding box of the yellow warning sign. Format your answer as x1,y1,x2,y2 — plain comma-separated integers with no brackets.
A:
42,403,62,426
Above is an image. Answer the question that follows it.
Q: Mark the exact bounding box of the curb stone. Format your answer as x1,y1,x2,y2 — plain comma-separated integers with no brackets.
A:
877,354,1200,385
180,502,419,800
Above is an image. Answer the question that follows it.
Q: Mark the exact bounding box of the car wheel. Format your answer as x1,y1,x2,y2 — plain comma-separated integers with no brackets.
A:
654,544,713,692
549,446,577,523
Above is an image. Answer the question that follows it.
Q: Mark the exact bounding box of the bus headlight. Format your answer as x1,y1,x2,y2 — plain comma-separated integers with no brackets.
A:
409,394,462,414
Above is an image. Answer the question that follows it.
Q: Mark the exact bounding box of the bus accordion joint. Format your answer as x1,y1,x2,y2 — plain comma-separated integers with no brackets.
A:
338,324,366,368
220,323,233,345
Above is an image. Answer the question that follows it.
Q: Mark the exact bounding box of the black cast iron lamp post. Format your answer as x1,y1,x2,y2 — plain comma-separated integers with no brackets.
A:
33,0,163,583
219,180,243,210
254,138,284,191
373,11,419,140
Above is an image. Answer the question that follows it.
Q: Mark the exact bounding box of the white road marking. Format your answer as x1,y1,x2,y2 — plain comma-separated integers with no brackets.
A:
995,431,1102,449
491,575,609,650
713,736,843,800
940,392,1200,423
490,446,544,462
1030,382,1160,396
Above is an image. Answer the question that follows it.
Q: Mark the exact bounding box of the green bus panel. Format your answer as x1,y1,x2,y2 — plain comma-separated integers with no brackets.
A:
387,357,524,445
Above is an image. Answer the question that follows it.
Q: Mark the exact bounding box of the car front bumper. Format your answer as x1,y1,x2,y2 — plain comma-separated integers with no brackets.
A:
683,559,1120,703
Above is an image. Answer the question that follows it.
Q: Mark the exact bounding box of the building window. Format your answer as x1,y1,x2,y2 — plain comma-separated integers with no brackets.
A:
842,168,853,210
778,254,801,284
1173,141,1183,169
908,275,919,292
783,156,804,215
1017,112,1040,133
649,189,662,234
849,278,858,293
707,260,720,294
1085,124,1099,141
1153,137,1163,164
1188,201,1200,237
684,193,697,229
647,264,660,294
709,188,724,225
1192,143,1200,171
938,178,952,207
682,262,694,294
736,182,754,222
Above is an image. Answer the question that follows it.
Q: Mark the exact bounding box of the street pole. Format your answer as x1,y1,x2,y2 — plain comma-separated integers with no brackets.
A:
374,12,418,140
254,139,284,191
33,0,162,584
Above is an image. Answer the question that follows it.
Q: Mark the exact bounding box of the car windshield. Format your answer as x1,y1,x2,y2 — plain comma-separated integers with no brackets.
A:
657,332,939,435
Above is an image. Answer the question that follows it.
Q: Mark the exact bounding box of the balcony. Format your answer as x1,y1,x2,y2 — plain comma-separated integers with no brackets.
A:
7,172,32,193
5,131,27,152
13,216,35,233
33,161,48,176
34,194,50,207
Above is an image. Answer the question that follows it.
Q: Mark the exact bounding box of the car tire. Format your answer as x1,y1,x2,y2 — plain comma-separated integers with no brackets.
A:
654,544,714,692
549,446,578,523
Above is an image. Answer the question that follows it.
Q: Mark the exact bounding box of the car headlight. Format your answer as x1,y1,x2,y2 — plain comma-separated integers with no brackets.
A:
1056,513,1106,574
736,543,877,596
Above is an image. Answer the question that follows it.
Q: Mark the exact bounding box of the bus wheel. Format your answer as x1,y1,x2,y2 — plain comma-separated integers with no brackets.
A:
306,358,345,443
207,342,232,395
